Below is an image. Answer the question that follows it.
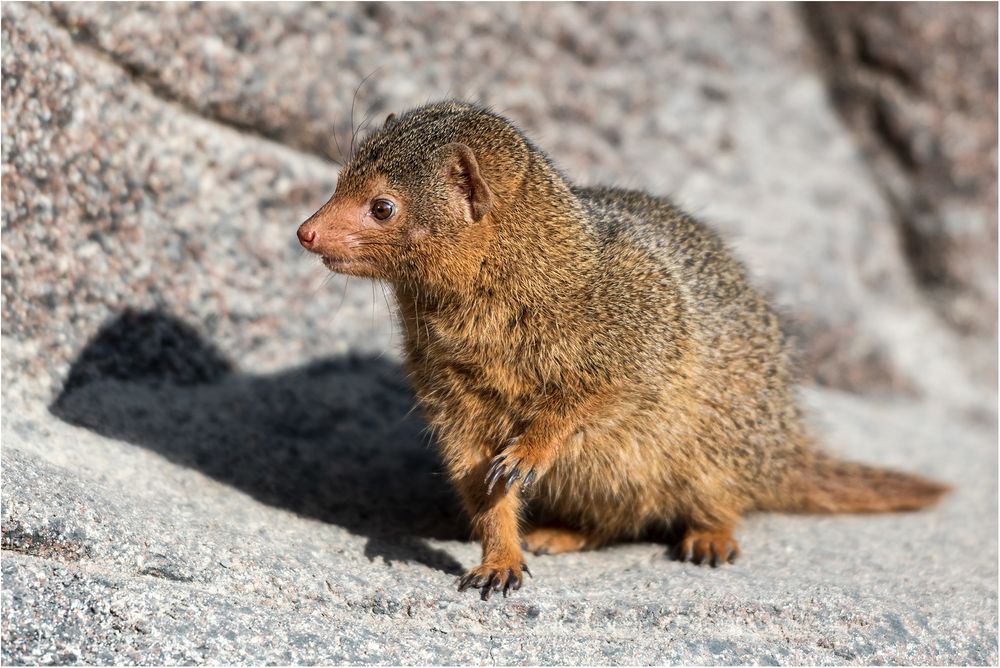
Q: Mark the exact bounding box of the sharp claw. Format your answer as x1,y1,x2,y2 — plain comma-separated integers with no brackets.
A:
503,569,516,597
505,469,522,494
485,462,506,495
480,573,498,600
460,570,490,592
522,469,537,489
463,565,529,600
710,553,721,568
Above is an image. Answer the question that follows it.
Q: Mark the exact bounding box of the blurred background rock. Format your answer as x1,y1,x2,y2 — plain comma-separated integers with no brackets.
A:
2,2,996,664
3,1,996,403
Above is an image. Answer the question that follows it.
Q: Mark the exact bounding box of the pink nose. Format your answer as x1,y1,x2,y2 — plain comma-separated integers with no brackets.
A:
297,227,316,247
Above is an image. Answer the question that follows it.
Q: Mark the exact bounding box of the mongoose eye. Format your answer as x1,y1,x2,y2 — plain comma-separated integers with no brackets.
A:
371,199,396,221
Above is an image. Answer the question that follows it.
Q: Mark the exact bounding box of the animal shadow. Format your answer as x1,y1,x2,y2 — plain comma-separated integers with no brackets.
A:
50,309,466,575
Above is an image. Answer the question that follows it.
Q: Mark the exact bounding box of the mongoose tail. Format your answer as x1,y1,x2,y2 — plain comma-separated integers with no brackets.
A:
782,457,951,514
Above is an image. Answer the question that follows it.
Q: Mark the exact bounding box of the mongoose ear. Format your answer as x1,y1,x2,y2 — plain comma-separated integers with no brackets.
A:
438,142,493,222
383,113,397,129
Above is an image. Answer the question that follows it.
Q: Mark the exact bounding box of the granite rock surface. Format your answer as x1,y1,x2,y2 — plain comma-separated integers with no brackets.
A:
2,2,996,664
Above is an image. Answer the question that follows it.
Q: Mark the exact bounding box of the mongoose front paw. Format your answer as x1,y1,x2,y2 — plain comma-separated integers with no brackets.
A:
485,436,549,495
672,528,740,567
457,561,531,600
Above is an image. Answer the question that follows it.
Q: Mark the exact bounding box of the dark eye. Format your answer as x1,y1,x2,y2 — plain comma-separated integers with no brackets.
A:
371,199,395,221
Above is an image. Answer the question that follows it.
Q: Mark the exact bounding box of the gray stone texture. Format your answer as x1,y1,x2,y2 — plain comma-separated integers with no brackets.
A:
2,2,996,664
806,2,998,347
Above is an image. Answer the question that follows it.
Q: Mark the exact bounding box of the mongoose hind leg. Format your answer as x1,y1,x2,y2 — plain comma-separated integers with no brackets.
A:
522,526,597,555
673,525,741,567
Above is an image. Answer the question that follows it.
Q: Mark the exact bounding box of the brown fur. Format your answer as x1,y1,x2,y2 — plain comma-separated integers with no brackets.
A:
522,527,592,555
297,101,950,600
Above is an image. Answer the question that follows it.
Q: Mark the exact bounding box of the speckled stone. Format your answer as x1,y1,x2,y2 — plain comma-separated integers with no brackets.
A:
2,2,996,664
806,2,998,346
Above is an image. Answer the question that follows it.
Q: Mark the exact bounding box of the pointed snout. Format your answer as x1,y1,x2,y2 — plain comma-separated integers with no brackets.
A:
297,193,388,277
296,202,332,253
296,196,365,257
297,226,316,248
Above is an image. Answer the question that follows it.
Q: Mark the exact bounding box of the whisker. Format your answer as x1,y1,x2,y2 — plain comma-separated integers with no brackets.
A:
378,279,396,344
355,109,376,145
413,292,421,349
310,263,336,296
355,242,407,249
321,128,344,167
333,275,351,324
331,116,347,166
319,273,337,295
350,68,382,159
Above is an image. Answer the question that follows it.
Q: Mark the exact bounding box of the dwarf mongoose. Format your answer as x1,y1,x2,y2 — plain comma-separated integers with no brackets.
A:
297,101,949,600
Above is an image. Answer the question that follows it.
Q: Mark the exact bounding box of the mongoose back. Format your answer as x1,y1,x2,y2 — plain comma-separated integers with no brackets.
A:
297,100,949,600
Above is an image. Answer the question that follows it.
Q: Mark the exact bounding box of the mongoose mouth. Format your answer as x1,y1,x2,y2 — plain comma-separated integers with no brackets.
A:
321,254,378,277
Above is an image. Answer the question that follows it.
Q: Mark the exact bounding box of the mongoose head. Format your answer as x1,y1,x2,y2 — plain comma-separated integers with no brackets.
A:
297,101,530,288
